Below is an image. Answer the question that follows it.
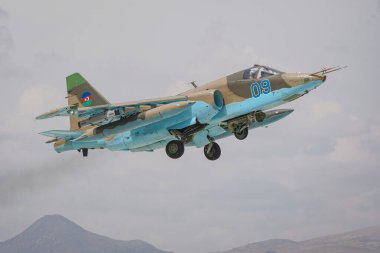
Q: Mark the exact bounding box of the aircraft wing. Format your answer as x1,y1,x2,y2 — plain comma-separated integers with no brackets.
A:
36,95,189,121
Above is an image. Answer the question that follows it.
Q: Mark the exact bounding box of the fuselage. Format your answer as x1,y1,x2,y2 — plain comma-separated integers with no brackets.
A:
54,65,325,154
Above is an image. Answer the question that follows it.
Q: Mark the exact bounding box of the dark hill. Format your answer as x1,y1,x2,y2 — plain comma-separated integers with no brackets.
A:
212,226,380,253
0,214,171,253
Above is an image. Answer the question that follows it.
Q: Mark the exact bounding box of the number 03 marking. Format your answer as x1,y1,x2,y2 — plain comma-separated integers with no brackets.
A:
250,79,271,98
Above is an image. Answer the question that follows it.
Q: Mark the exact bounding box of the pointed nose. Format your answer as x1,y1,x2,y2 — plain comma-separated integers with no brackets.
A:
282,73,326,87
308,74,326,82
320,75,327,82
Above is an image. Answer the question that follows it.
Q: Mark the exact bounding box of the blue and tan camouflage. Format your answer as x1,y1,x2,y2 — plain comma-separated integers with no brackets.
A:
36,64,344,160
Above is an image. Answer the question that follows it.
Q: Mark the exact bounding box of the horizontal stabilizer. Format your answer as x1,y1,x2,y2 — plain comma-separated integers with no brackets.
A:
39,130,85,140
36,106,74,120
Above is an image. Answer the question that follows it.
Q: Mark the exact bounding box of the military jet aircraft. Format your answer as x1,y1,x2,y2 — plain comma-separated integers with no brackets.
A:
37,65,344,160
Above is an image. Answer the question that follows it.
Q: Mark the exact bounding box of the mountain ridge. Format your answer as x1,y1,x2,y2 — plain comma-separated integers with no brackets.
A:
212,225,380,253
0,214,172,253
1,215,380,253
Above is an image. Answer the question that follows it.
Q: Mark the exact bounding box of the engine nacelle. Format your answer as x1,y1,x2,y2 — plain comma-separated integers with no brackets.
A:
188,89,224,123
187,89,224,110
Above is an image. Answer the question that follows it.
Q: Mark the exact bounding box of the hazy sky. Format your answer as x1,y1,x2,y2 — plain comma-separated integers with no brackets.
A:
0,1,379,253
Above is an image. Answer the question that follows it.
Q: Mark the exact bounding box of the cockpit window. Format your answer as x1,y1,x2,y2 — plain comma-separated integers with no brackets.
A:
243,65,283,80
257,66,282,79
243,67,259,79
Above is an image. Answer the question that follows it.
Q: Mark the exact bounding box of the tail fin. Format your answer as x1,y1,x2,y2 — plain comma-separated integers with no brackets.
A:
66,73,109,130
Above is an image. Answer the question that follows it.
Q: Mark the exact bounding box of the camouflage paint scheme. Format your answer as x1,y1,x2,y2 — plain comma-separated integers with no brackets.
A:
37,64,336,160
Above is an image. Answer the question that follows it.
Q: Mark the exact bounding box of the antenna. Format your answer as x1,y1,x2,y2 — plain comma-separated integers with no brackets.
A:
310,66,347,76
190,81,198,88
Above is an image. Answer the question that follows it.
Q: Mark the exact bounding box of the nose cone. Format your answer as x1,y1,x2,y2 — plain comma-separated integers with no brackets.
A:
282,73,326,87
308,74,326,82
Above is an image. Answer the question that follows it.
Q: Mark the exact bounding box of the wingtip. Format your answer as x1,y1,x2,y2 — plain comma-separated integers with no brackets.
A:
38,131,50,137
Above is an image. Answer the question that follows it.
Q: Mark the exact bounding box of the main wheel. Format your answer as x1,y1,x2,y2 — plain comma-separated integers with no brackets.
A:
166,140,185,159
204,142,221,161
234,128,248,140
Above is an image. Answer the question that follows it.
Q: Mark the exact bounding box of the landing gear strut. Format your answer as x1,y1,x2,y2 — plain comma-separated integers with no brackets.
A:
82,148,88,157
204,142,221,161
166,140,185,159
234,128,248,140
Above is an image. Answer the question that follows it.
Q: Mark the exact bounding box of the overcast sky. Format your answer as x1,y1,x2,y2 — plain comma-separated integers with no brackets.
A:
0,1,379,253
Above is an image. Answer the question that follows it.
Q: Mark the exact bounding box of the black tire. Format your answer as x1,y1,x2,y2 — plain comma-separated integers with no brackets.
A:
166,140,185,159
234,128,248,140
82,148,88,157
204,142,221,161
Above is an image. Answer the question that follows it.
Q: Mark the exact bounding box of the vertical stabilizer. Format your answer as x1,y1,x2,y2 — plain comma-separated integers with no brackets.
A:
66,73,109,130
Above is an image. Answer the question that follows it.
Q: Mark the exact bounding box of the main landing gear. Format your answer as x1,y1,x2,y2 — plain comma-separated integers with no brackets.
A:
234,128,248,140
165,140,222,161
165,140,185,159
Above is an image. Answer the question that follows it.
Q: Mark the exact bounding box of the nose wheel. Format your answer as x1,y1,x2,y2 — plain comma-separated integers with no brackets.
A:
166,140,185,159
204,142,221,161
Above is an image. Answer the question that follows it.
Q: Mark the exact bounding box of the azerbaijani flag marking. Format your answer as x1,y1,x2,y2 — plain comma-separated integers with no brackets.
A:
81,91,93,106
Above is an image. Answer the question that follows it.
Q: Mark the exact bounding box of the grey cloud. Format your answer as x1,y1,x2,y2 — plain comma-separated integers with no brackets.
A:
0,6,11,51
0,7,8,19
0,26,12,51
0,155,84,205
33,51,64,64
0,8,26,80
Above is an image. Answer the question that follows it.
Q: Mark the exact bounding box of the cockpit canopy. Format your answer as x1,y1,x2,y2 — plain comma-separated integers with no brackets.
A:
243,65,283,80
